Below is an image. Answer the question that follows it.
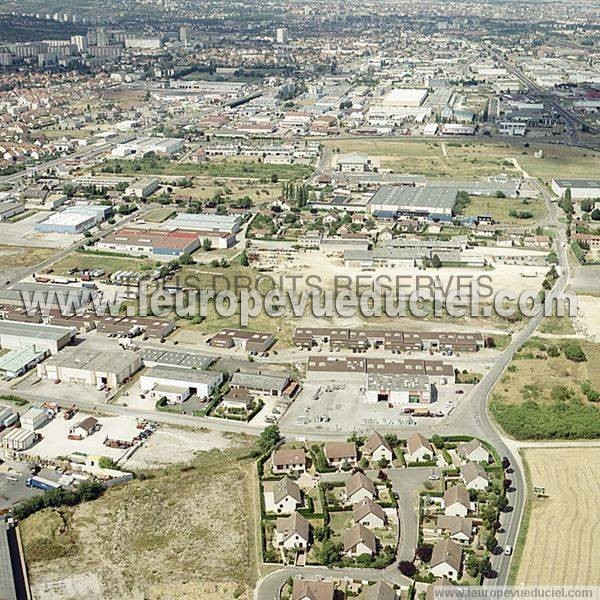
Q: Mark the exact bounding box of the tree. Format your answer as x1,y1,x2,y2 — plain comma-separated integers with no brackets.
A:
317,539,339,566
256,425,280,455
98,456,118,469
398,561,417,576
178,253,194,265
431,254,443,269
485,534,497,551
416,544,433,563
592,208,600,221
202,238,213,251
239,251,249,267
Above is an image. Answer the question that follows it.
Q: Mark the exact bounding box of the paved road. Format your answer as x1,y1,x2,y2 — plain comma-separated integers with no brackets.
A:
2,157,570,594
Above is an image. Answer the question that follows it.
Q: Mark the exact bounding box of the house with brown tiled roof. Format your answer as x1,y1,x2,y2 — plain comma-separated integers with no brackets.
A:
435,515,474,543
345,472,377,504
292,579,334,600
363,431,394,464
272,448,307,474
406,432,434,462
353,498,386,529
323,441,357,468
430,538,463,580
264,476,303,514
343,523,377,557
460,462,490,491
443,485,470,517
275,511,310,550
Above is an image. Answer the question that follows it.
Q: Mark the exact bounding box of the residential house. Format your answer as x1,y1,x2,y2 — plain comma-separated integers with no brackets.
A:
443,486,470,517
292,579,334,600
345,472,377,504
435,515,474,543
460,462,490,491
365,581,396,600
324,441,358,469
406,433,434,462
430,538,463,580
265,477,302,513
275,511,311,550
456,439,491,464
272,448,308,474
343,523,377,557
363,431,394,464
353,498,386,529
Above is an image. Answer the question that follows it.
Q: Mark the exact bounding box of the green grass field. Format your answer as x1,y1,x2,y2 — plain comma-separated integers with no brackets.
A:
462,195,547,224
99,157,313,181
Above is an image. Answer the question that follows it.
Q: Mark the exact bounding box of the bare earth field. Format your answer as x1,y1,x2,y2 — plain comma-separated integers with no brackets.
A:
0,244,55,268
21,448,258,600
517,447,600,585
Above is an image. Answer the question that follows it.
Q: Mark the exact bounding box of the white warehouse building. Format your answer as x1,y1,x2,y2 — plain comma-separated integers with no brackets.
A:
140,365,223,404
551,179,600,200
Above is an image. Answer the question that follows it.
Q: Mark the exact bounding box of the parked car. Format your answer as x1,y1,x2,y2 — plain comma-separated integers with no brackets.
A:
504,545,512,556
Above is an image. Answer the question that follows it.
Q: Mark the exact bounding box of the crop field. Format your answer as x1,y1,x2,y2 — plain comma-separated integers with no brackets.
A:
21,447,259,600
516,447,600,585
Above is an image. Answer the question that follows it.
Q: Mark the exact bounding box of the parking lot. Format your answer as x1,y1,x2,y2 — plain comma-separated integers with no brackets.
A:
279,378,468,434
0,461,62,510
27,414,143,462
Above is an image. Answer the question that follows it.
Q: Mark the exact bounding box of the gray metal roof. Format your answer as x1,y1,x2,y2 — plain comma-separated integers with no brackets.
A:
552,178,600,189
43,345,140,373
0,320,76,342
369,186,457,213
140,348,215,370
230,371,289,392
144,365,223,385
0,519,16,600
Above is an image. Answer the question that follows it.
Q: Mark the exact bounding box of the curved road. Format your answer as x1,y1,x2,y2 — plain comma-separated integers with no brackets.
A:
253,179,569,598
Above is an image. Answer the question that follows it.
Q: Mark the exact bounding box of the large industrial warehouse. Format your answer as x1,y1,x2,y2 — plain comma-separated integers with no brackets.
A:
368,186,458,221
0,320,76,355
36,344,142,388
551,178,600,199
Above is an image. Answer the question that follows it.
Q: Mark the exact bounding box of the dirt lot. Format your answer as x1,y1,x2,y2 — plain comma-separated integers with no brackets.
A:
21,447,259,600
0,244,55,268
324,139,520,179
517,447,600,585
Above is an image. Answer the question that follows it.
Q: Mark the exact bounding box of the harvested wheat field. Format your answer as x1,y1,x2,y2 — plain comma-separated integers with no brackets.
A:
517,447,600,585
21,448,259,600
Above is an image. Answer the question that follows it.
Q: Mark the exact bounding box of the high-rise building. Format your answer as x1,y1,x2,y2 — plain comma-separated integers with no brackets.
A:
276,27,288,44
179,25,191,45
71,35,88,53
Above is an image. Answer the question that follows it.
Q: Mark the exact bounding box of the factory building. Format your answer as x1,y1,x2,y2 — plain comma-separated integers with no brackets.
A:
97,227,200,258
162,213,241,248
35,204,111,234
209,328,275,353
0,345,47,379
0,320,76,355
551,179,600,200
140,366,223,403
125,178,160,198
366,373,432,404
368,186,457,222
36,345,142,388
